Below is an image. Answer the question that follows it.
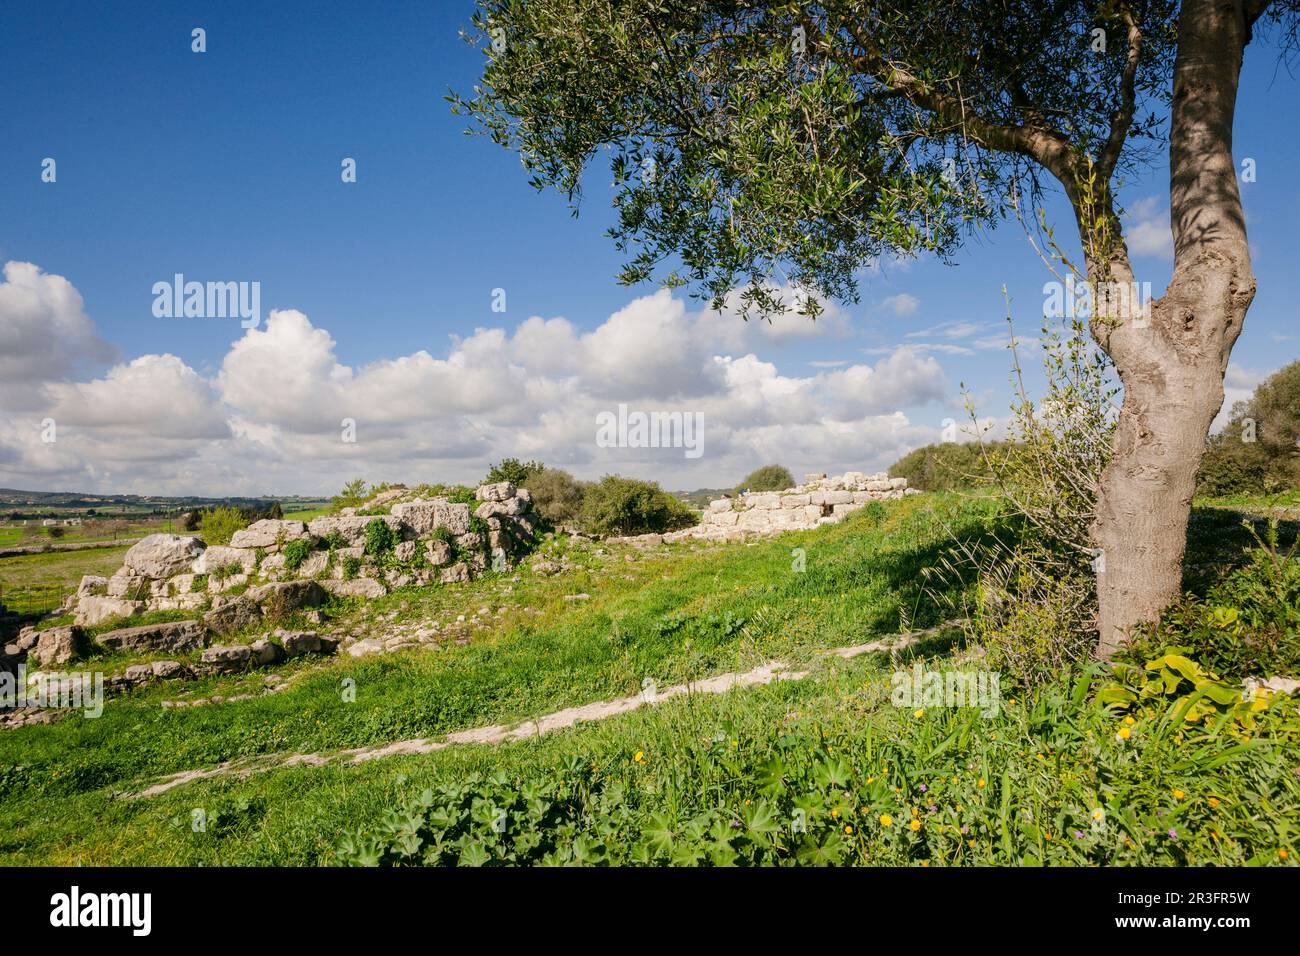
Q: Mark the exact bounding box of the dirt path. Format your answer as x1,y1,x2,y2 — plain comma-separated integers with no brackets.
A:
124,628,937,799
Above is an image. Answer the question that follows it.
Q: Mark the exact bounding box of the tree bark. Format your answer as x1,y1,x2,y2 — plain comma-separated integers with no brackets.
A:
1089,0,1256,657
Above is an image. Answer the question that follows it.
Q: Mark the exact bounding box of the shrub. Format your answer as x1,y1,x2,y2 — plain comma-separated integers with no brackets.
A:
212,561,243,581
927,317,1113,688
282,538,313,571
737,464,794,493
485,458,544,486
324,530,347,551
581,476,698,536
1197,361,1300,497
332,479,369,512
198,506,250,545
363,519,395,558
342,555,362,580
888,441,1012,492
523,468,587,525
1122,517,1300,679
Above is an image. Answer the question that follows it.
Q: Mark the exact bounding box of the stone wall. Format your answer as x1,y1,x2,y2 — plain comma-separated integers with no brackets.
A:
670,470,917,543
64,482,540,628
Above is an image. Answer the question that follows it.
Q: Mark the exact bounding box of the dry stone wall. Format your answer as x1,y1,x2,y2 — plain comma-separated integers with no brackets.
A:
63,482,540,628
668,471,917,543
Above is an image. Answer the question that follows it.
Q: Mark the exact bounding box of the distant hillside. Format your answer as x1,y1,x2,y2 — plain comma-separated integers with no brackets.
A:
671,487,733,509
0,488,330,520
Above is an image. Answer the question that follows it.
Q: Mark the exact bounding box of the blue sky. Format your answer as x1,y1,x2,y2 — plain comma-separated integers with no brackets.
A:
1,1,1297,495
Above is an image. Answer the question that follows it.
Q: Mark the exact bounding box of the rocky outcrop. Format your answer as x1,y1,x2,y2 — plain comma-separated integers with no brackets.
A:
97,620,206,655
123,534,207,580
31,626,87,667
684,472,915,540
229,519,311,551
57,483,538,632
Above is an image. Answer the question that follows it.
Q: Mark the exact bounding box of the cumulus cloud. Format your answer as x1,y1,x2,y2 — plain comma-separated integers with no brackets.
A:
0,264,961,494
0,261,115,405
1124,196,1174,259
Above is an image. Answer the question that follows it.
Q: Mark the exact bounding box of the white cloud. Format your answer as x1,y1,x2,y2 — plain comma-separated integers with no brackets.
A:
1211,362,1268,433
1125,196,1174,259
0,264,959,494
0,261,115,406
879,293,920,317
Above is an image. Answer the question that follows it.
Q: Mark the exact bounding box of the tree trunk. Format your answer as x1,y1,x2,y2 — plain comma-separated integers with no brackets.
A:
1090,0,1256,657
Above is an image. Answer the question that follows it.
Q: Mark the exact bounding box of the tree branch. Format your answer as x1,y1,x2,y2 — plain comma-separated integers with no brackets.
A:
1097,3,1142,180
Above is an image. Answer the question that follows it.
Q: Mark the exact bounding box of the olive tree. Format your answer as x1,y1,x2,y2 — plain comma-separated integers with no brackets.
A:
452,0,1298,655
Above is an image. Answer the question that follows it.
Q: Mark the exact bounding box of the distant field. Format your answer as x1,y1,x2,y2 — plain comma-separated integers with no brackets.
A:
283,508,331,521
0,545,131,619
0,518,171,549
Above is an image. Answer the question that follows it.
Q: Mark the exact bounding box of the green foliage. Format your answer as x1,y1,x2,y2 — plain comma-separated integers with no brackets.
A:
212,561,243,581
889,441,1013,492
451,3,1177,321
338,656,1299,867
738,464,794,493
342,555,362,580
363,519,395,559
324,531,348,552
1197,361,1300,497
580,475,698,536
189,574,208,594
485,458,544,486
332,479,369,512
281,539,313,572
928,317,1115,688
197,507,250,546
1098,653,1277,731
1124,517,1300,679
522,468,587,526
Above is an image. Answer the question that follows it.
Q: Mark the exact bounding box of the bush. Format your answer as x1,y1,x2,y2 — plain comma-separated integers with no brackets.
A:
737,464,794,493
282,538,313,571
342,555,362,580
1197,361,1300,497
198,506,250,545
1122,517,1300,679
889,441,1012,492
927,317,1114,688
332,479,369,512
523,468,587,525
581,476,698,537
485,458,544,486
364,519,395,558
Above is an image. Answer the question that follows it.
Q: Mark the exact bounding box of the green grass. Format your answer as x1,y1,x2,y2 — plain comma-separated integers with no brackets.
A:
0,493,1296,866
282,508,331,522
0,519,169,548
0,545,131,622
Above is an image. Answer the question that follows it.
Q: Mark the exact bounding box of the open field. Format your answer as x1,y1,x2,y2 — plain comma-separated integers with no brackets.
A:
1,494,1296,866
0,545,132,622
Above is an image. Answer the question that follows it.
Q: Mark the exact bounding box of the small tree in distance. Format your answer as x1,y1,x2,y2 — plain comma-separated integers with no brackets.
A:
738,464,795,493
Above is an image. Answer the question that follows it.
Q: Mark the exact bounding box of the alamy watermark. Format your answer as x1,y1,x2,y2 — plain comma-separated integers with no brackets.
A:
595,404,704,459
891,663,1001,717
152,274,260,328
1,665,104,718
1043,274,1153,327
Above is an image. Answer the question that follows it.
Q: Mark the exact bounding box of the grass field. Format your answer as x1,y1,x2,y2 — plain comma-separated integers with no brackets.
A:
0,494,1296,866
0,545,132,621
0,518,170,549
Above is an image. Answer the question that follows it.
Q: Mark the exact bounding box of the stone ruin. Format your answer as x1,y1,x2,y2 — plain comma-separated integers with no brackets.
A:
63,481,540,631
662,470,917,543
